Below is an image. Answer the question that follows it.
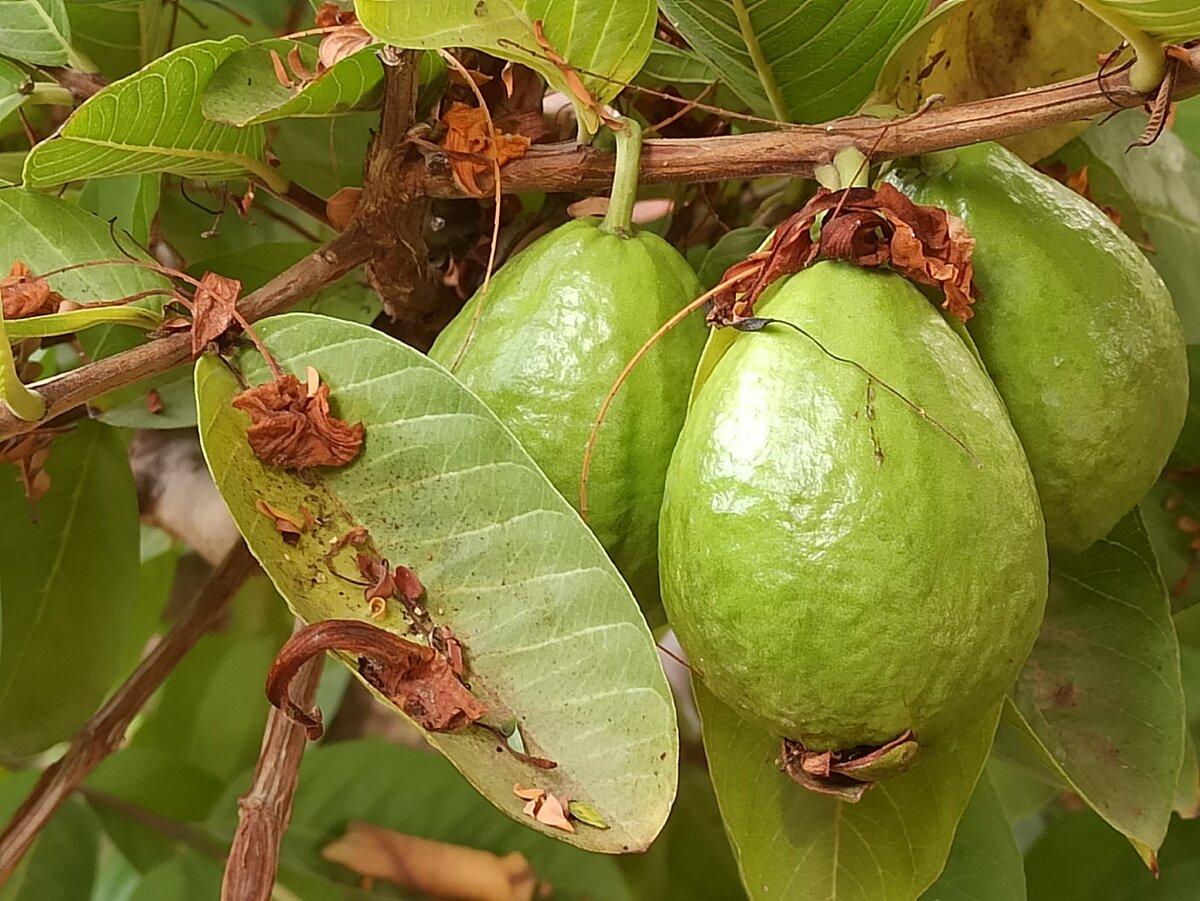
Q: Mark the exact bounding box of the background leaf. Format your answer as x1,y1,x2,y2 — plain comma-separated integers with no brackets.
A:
0,422,140,758
0,0,77,67
78,174,162,247
659,0,926,122
194,312,677,853
355,0,656,132
0,59,31,122
1006,512,1186,864
22,37,280,190
202,39,383,127
922,774,1026,901
871,0,1119,161
696,681,1001,900
0,773,100,901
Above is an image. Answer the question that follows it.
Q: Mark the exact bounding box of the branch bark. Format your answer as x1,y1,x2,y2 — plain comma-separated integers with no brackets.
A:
220,620,324,901
0,543,259,884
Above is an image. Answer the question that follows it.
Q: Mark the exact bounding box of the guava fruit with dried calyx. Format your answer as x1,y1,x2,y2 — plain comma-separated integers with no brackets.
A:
888,142,1188,554
429,120,705,624
661,262,1048,787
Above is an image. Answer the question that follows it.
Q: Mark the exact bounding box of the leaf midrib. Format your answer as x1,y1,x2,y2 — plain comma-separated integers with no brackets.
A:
729,0,788,120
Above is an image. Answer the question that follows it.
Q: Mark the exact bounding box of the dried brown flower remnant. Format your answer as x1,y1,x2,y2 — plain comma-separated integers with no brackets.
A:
314,2,358,28
441,102,532,196
255,498,314,544
0,430,55,510
1,262,64,319
267,619,486,738
513,785,575,834
710,185,977,326
145,389,163,415
780,729,918,802
232,374,364,470
190,271,242,356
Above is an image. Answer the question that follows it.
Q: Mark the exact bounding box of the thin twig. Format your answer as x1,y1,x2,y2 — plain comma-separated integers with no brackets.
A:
0,543,259,884
220,619,324,901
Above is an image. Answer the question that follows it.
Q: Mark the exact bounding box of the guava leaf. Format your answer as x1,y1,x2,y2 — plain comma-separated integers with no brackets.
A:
205,739,632,897
355,0,655,132
194,313,677,853
1079,0,1200,41
0,422,141,758
202,39,383,127
695,681,1001,900
0,774,101,900
871,0,1119,161
633,40,717,98
0,0,76,67
1072,111,1200,344
1006,511,1186,866
0,59,31,122
921,773,1026,901
22,37,281,191
658,0,925,123
78,174,162,248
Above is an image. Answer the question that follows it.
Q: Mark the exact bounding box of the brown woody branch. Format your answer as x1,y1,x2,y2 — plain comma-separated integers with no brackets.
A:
0,543,259,884
1,46,1198,443
220,620,324,901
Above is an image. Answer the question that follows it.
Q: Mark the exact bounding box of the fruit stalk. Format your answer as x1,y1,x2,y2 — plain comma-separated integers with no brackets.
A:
601,117,644,237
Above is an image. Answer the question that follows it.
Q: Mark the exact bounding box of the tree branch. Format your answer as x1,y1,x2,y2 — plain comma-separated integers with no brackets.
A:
0,543,259,884
220,620,324,901
421,46,1200,196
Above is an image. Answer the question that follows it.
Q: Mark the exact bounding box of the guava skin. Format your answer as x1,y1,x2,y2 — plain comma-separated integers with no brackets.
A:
429,218,706,622
660,263,1048,749
889,143,1188,553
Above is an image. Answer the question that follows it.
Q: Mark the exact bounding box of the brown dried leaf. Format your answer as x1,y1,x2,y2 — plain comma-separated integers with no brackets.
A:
269,49,294,89
287,45,314,84
231,373,364,470
255,497,310,544
512,784,575,834
0,430,55,510
1,261,65,319
711,185,978,325
145,389,163,415
190,271,242,356
267,619,486,736
323,822,538,901
441,102,531,196
317,25,373,73
532,20,619,130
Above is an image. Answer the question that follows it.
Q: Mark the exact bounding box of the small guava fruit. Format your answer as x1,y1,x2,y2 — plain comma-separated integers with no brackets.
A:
429,215,705,622
889,143,1188,553
660,262,1048,759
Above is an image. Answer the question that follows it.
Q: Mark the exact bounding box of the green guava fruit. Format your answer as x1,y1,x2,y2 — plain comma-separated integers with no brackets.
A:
429,217,706,620
660,262,1048,751
889,143,1188,553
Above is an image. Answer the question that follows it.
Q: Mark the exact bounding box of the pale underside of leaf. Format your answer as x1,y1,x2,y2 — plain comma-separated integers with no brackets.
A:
194,313,677,853
0,0,73,66
1079,0,1200,41
696,680,1002,901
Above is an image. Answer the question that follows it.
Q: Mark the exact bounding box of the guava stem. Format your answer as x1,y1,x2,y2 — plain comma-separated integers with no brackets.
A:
1072,0,1165,93
600,117,643,237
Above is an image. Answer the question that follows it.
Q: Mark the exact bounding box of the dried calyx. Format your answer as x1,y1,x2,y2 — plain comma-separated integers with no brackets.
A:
266,619,487,740
779,730,919,802
710,184,976,327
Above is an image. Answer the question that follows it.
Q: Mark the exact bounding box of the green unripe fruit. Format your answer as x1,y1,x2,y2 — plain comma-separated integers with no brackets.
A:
430,218,706,621
889,143,1188,553
661,263,1048,750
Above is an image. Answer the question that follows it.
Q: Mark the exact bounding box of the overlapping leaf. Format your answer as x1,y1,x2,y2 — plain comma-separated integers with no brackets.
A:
202,39,383,127
921,774,1026,900
659,0,926,123
1007,512,1186,866
194,313,677,853
0,0,76,66
1080,0,1200,41
0,59,31,121
22,36,281,190
355,0,656,132
696,681,1001,900
0,422,140,758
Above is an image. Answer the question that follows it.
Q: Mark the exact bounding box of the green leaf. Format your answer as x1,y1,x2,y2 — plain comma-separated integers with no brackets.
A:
872,0,1120,161
78,174,162,247
3,305,162,340
922,773,1026,901
1007,511,1186,865
695,680,1001,900
659,0,926,123
22,37,282,191
208,739,632,898
696,226,769,290
0,422,140,758
1143,475,1200,612
0,305,44,421
0,59,31,122
0,0,77,67
355,0,656,132
203,38,383,126
1079,0,1200,41
1075,111,1200,343
194,313,677,852
633,40,718,100
0,774,100,901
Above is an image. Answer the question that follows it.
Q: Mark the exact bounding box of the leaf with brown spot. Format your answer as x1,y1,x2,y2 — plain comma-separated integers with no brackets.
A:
190,271,242,356
231,373,364,470
710,185,977,326
267,619,487,738
1,261,64,319
145,389,163,415
322,822,539,901
441,102,531,196
255,497,312,544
